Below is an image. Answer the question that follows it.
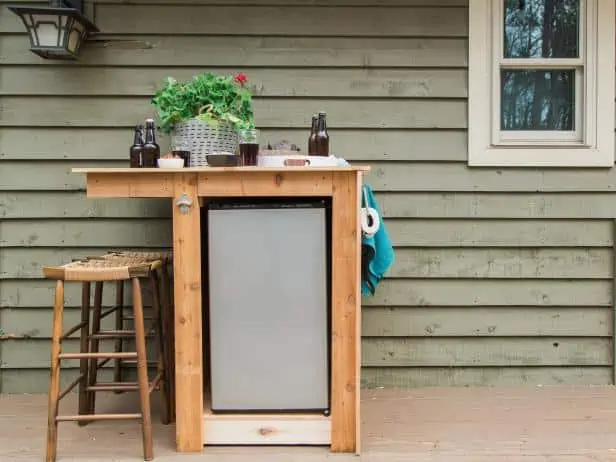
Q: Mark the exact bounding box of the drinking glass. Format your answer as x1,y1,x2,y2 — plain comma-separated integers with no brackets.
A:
171,136,191,167
239,129,259,166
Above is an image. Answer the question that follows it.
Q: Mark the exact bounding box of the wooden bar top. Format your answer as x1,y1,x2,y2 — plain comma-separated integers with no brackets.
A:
72,166,370,173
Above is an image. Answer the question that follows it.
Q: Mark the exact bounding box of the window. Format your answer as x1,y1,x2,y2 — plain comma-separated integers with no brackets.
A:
468,0,615,167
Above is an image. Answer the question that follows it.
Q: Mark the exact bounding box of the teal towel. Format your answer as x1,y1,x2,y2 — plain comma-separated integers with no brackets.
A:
361,184,394,296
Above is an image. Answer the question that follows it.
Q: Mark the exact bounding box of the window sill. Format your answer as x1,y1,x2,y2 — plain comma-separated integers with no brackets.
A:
468,147,614,168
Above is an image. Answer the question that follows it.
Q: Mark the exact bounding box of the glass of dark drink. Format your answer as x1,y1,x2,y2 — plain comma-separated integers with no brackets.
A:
239,129,259,166
171,136,191,167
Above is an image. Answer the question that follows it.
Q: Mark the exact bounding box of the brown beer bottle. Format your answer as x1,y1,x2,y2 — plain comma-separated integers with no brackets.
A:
142,119,160,167
315,111,329,156
129,124,144,168
308,114,318,155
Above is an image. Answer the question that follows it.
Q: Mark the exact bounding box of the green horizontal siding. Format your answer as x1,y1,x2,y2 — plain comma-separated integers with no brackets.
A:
0,0,614,392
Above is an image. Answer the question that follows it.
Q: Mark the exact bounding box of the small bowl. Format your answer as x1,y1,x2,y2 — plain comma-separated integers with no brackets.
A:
158,158,185,169
206,154,240,167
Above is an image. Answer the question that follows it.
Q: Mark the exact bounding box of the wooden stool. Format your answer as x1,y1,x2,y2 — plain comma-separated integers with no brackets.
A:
42,257,169,462
98,250,175,422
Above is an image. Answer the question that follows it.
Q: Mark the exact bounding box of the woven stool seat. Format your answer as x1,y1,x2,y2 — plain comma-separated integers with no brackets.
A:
102,250,172,264
43,258,162,282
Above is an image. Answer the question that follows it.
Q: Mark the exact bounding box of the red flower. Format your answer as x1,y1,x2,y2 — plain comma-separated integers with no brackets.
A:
234,73,248,86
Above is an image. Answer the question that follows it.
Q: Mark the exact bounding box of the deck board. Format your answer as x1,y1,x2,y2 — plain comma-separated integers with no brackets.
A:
2,387,616,461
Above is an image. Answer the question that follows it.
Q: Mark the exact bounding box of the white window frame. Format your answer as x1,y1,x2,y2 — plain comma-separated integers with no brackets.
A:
468,0,615,167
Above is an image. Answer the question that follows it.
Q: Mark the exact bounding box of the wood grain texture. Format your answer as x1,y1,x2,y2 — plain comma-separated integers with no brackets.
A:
386,219,612,247
0,193,171,219
1,369,118,393
45,280,63,462
361,367,611,388
3,305,610,339
389,248,612,279
330,171,361,453
203,415,331,445
0,0,468,6
0,67,467,98
0,128,467,162
377,191,616,218
361,307,611,337
87,173,175,198
1,219,610,248
0,219,172,248
12,161,616,192
366,163,616,192
97,0,469,5
362,337,612,367
3,335,609,368
171,174,203,452
2,0,616,393
0,365,609,392
10,387,616,460
11,191,616,220
1,248,152,279
363,279,611,307
4,247,608,279
0,97,466,129
0,35,468,67
197,171,333,196
1,307,122,339
95,5,467,36
1,338,158,369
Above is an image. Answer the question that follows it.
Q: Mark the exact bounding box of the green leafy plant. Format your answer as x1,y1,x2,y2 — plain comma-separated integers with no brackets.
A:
151,72,255,134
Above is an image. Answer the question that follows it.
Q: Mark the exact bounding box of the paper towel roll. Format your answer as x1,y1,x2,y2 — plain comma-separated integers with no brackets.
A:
361,207,380,237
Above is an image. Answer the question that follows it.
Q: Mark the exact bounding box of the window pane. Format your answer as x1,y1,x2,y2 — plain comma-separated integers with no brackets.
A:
504,0,579,58
501,69,575,131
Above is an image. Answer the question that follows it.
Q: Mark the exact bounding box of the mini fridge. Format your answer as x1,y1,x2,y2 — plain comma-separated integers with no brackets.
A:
205,198,330,412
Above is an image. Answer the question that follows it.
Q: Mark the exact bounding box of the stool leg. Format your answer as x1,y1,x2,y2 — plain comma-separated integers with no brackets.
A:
113,280,124,390
77,282,91,426
151,272,169,425
87,282,103,415
46,280,64,462
132,278,154,461
160,265,175,422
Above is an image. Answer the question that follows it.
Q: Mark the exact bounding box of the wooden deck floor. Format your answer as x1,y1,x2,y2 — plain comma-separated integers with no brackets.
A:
2,386,616,461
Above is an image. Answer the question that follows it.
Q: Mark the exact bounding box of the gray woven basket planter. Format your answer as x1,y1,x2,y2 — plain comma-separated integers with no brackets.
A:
173,118,239,167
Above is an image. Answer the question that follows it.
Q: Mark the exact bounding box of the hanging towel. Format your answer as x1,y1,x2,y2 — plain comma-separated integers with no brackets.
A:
361,184,394,296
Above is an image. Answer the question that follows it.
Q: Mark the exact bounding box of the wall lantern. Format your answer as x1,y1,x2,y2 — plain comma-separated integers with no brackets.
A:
7,0,98,60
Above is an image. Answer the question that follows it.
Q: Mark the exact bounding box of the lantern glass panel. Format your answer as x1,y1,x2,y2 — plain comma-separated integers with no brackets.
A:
32,14,63,48
68,18,85,53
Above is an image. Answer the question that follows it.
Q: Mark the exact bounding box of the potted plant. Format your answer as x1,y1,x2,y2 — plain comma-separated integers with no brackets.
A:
151,72,255,166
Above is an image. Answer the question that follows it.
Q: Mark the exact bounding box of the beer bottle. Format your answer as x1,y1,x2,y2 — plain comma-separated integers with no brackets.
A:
315,111,329,156
142,119,160,167
308,114,318,155
129,124,144,168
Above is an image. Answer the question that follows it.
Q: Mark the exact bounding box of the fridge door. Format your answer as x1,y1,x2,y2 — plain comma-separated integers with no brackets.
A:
208,204,329,411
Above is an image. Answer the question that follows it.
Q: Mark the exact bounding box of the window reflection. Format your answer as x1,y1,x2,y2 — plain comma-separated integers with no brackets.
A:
504,0,579,58
501,69,575,131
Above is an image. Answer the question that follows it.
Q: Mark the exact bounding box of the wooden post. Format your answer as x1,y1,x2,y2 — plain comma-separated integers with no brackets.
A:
172,173,204,452
330,171,361,453
46,280,64,462
612,220,616,385
77,282,91,423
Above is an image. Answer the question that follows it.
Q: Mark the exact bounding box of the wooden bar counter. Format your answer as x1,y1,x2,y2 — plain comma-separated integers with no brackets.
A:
73,166,369,454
